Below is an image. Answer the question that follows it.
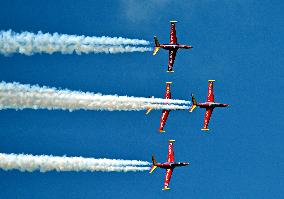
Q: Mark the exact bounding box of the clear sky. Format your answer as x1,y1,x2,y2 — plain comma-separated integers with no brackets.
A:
0,0,283,198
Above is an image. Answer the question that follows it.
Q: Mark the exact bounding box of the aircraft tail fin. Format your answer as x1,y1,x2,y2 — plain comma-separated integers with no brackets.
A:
189,93,197,112
153,36,160,55
149,155,158,173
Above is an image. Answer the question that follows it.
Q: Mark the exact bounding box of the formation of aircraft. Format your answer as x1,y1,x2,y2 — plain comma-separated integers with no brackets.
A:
150,21,229,190
153,20,193,72
190,80,229,130
146,80,229,133
150,140,189,190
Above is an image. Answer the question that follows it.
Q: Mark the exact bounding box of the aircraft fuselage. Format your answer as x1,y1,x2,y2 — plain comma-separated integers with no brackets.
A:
156,162,189,169
197,102,229,108
160,44,192,50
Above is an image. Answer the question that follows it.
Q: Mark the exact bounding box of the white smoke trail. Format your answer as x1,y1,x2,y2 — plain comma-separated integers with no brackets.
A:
0,153,150,173
0,82,190,111
0,30,152,55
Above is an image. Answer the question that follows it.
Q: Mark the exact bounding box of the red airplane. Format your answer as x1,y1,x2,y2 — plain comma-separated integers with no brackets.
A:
153,20,193,72
150,140,189,190
190,80,229,131
146,82,173,133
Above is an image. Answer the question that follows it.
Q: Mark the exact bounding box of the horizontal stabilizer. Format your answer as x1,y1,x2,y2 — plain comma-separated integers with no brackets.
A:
201,128,210,131
208,80,215,82
145,96,154,114
149,165,157,173
166,82,173,84
170,20,178,23
166,70,174,73
159,129,166,133
162,187,171,191
168,139,175,143
189,105,196,112
146,108,153,115
153,47,160,55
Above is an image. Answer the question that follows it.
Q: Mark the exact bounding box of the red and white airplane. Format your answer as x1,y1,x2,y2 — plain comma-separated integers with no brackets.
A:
190,80,229,130
146,82,173,133
150,140,189,190
153,20,193,72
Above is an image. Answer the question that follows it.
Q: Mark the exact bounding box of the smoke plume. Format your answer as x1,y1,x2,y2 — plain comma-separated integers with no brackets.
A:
0,153,150,172
0,81,190,111
0,30,152,55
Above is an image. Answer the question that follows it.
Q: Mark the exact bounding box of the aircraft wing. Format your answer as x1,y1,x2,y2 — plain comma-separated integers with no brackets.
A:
159,110,170,132
202,108,213,130
158,82,172,132
167,140,175,162
165,82,172,99
170,21,177,44
163,168,173,190
168,50,177,72
207,80,215,102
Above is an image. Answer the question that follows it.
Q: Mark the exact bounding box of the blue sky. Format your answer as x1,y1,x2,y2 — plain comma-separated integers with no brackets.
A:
0,0,283,198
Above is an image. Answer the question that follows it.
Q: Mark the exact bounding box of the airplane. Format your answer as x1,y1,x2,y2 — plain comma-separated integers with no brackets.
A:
150,140,189,190
146,81,173,133
153,20,193,72
190,80,229,131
